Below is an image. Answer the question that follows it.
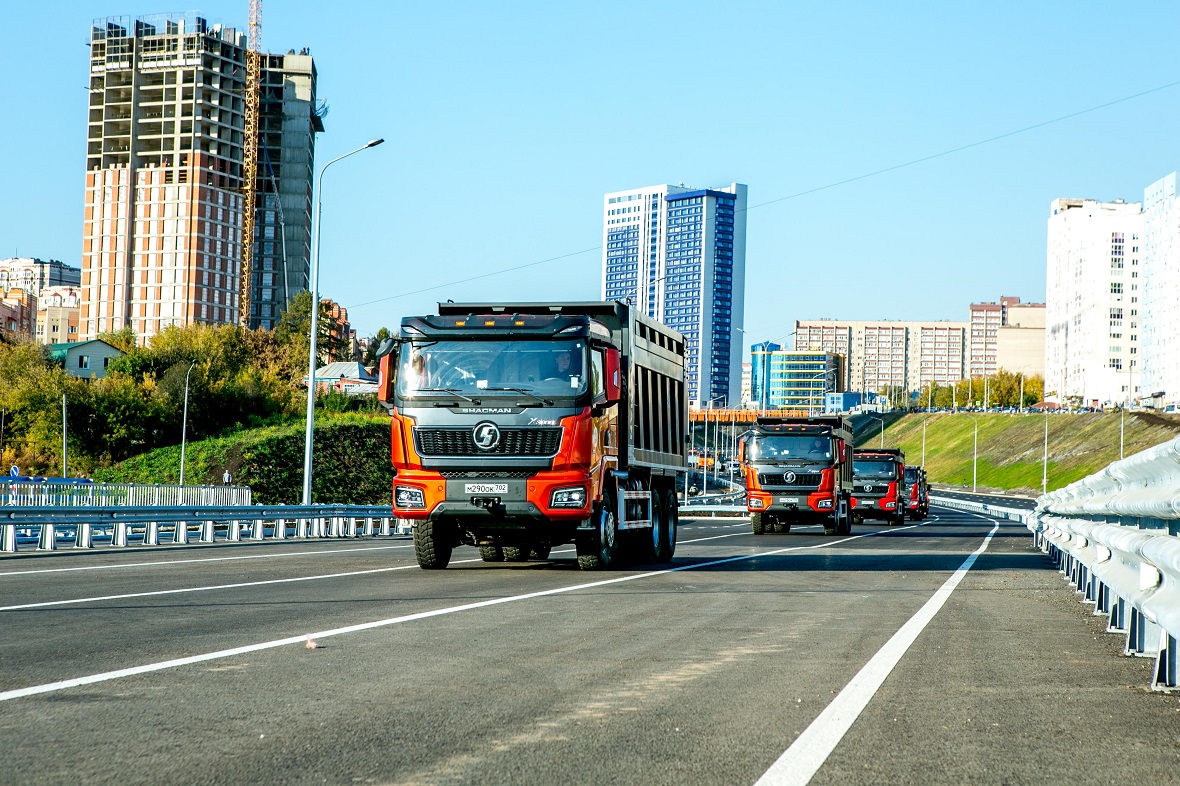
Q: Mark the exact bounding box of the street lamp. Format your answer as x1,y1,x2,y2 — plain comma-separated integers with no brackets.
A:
302,138,385,506
865,415,885,448
964,413,979,492
179,359,197,491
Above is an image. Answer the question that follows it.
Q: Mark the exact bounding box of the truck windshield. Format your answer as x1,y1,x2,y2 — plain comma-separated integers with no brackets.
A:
748,435,831,461
854,460,898,479
905,467,918,483
397,339,588,400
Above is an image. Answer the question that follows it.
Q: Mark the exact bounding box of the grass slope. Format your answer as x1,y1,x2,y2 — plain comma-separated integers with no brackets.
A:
863,411,1180,495
92,413,394,505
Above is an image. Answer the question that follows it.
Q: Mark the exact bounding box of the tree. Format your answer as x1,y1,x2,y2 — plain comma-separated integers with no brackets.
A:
361,327,392,367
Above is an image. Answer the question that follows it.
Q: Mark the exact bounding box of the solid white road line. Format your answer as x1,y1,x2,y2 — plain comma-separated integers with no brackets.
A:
754,520,1002,786
0,542,413,578
0,525,910,702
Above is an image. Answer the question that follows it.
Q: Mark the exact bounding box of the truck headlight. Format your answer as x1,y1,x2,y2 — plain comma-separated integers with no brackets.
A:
395,486,426,509
550,486,587,508
750,498,764,508
817,498,833,509
882,501,895,509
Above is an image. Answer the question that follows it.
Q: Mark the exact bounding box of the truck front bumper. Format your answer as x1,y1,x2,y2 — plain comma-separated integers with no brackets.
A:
392,469,592,524
747,490,835,517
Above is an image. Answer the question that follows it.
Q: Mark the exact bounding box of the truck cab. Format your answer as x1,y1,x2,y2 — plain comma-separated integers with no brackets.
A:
850,448,907,526
737,416,854,536
904,465,929,520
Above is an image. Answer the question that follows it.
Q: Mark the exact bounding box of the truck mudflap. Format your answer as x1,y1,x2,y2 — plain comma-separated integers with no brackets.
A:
393,469,592,522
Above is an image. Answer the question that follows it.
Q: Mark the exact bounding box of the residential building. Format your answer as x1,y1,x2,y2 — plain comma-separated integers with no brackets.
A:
0,258,81,297
47,339,126,380
970,296,1044,378
995,301,1046,379
321,298,352,362
0,289,36,340
1142,173,1180,407
35,286,83,345
794,319,968,396
749,342,842,412
739,361,752,407
601,182,747,407
81,13,321,342
1045,198,1142,406
307,361,377,395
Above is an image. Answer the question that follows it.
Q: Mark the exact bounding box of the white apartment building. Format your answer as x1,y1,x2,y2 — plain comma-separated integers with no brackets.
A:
1045,198,1142,406
601,182,747,407
1142,173,1180,407
794,319,968,396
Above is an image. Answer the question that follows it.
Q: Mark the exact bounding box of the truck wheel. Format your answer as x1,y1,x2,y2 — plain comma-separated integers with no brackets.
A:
503,545,530,562
751,511,766,535
656,487,678,563
414,520,452,570
530,545,552,561
640,485,662,563
833,497,851,535
577,500,618,570
479,545,504,562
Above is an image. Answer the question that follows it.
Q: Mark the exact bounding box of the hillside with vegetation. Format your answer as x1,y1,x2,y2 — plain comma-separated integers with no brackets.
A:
861,410,1180,495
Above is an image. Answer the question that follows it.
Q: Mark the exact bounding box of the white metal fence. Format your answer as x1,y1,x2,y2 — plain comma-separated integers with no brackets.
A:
0,481,252,507
1032,434,1180,692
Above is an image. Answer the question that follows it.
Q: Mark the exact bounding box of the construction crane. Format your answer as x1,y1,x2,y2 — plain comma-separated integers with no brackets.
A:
239,0,262,328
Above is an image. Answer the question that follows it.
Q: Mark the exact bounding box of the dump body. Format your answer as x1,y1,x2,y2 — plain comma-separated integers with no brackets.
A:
738,416,855,535
377,301,687,570
851,447,908,525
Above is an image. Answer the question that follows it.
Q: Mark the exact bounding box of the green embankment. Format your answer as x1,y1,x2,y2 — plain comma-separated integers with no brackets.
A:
92,413,393,505
859,411,1180,495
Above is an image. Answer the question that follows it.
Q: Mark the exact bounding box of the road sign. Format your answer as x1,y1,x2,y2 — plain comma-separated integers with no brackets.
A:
10,465,19,477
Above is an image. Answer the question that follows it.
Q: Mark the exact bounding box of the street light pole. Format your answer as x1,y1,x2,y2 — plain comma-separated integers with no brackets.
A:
61,394,68,477
965,413,979,492
866,415,884,448
179,359,196,489
302,139,385,506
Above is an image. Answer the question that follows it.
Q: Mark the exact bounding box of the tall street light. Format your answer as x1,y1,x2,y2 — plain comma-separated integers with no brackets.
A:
302,138,385,506
965,413,980,492
179,359,197,492
865,415,885,448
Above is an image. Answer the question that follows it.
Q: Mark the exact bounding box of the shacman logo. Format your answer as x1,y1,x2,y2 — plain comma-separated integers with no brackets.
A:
473,422,501,450
864,484,873,492
784,471,797,484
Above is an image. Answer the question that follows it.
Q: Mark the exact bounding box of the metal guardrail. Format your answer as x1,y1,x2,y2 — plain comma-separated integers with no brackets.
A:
0,481,252,508
929,495,1032,524
1025,437,1180,692
0,504,408,552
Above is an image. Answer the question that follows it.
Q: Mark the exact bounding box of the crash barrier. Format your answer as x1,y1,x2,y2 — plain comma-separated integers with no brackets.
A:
1030,435,1180,692
928,495,1033,524
0,504,408,552
0,481,252,508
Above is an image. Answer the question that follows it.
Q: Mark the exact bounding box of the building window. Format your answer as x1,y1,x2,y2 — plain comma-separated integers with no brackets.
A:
78,355,90,370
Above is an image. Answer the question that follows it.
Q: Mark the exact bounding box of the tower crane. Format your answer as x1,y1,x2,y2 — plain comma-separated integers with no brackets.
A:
239,0,261,328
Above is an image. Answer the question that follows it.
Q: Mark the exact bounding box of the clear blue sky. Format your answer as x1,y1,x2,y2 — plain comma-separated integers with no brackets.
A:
3,2,1178,348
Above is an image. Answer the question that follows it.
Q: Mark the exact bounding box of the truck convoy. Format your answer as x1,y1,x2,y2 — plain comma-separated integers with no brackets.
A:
737,416,855,536
905,465,929,520
375,301,688,571
850,448,908,526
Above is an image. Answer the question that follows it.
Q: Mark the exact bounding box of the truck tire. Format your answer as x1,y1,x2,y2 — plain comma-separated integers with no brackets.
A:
530,545,552,561
833,496,852,535
656,488,678,563
639,486,662,563
414,520,452,570
577,500,618,570
503,545,530,562
751,511,767,535
479,545,504,562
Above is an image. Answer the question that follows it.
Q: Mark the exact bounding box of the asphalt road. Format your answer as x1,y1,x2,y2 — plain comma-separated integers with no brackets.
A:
930,487,1040,510
1,507,1177,785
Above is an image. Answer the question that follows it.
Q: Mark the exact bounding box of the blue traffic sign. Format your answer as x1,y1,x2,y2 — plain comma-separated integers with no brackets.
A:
10,465,19,477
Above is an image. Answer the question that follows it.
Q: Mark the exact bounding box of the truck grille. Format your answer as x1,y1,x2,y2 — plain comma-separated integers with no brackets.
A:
415,428,562,457
438,470,533,479
758,472,822,487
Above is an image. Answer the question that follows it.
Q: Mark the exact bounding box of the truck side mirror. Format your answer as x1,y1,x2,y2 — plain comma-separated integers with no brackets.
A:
838,439,847,462
604,348,621,403
736,438,746,465
377,348,398,406
375,337,397,359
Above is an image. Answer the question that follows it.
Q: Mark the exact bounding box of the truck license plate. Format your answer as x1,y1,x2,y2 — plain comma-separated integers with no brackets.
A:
778,496,800,504
466,483,508,495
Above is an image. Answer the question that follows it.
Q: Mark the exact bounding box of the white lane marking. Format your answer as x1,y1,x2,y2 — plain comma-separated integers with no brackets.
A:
0,542,413,578
0,525,907,702
1,530,764,613
754,519,1002,786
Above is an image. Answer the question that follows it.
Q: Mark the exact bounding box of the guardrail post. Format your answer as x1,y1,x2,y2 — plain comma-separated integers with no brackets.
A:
252,519,266,540
112,521,128,548
363,516,375,536
173,521,189,545
347,517,359,537
75,520,93,549
1108,596,1127,633
2,523,17,552
200,520,215,543
228,520,242,542
144,521,159,546
296,517,309,538
38,523,57,551
1095,581,1111,615
1126,608,1161,657
380,517,391,536
329,516,344,538
1154,632,1178,691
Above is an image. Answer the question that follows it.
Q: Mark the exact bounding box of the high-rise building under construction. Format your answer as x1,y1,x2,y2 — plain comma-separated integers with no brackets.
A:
81,13,323,341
